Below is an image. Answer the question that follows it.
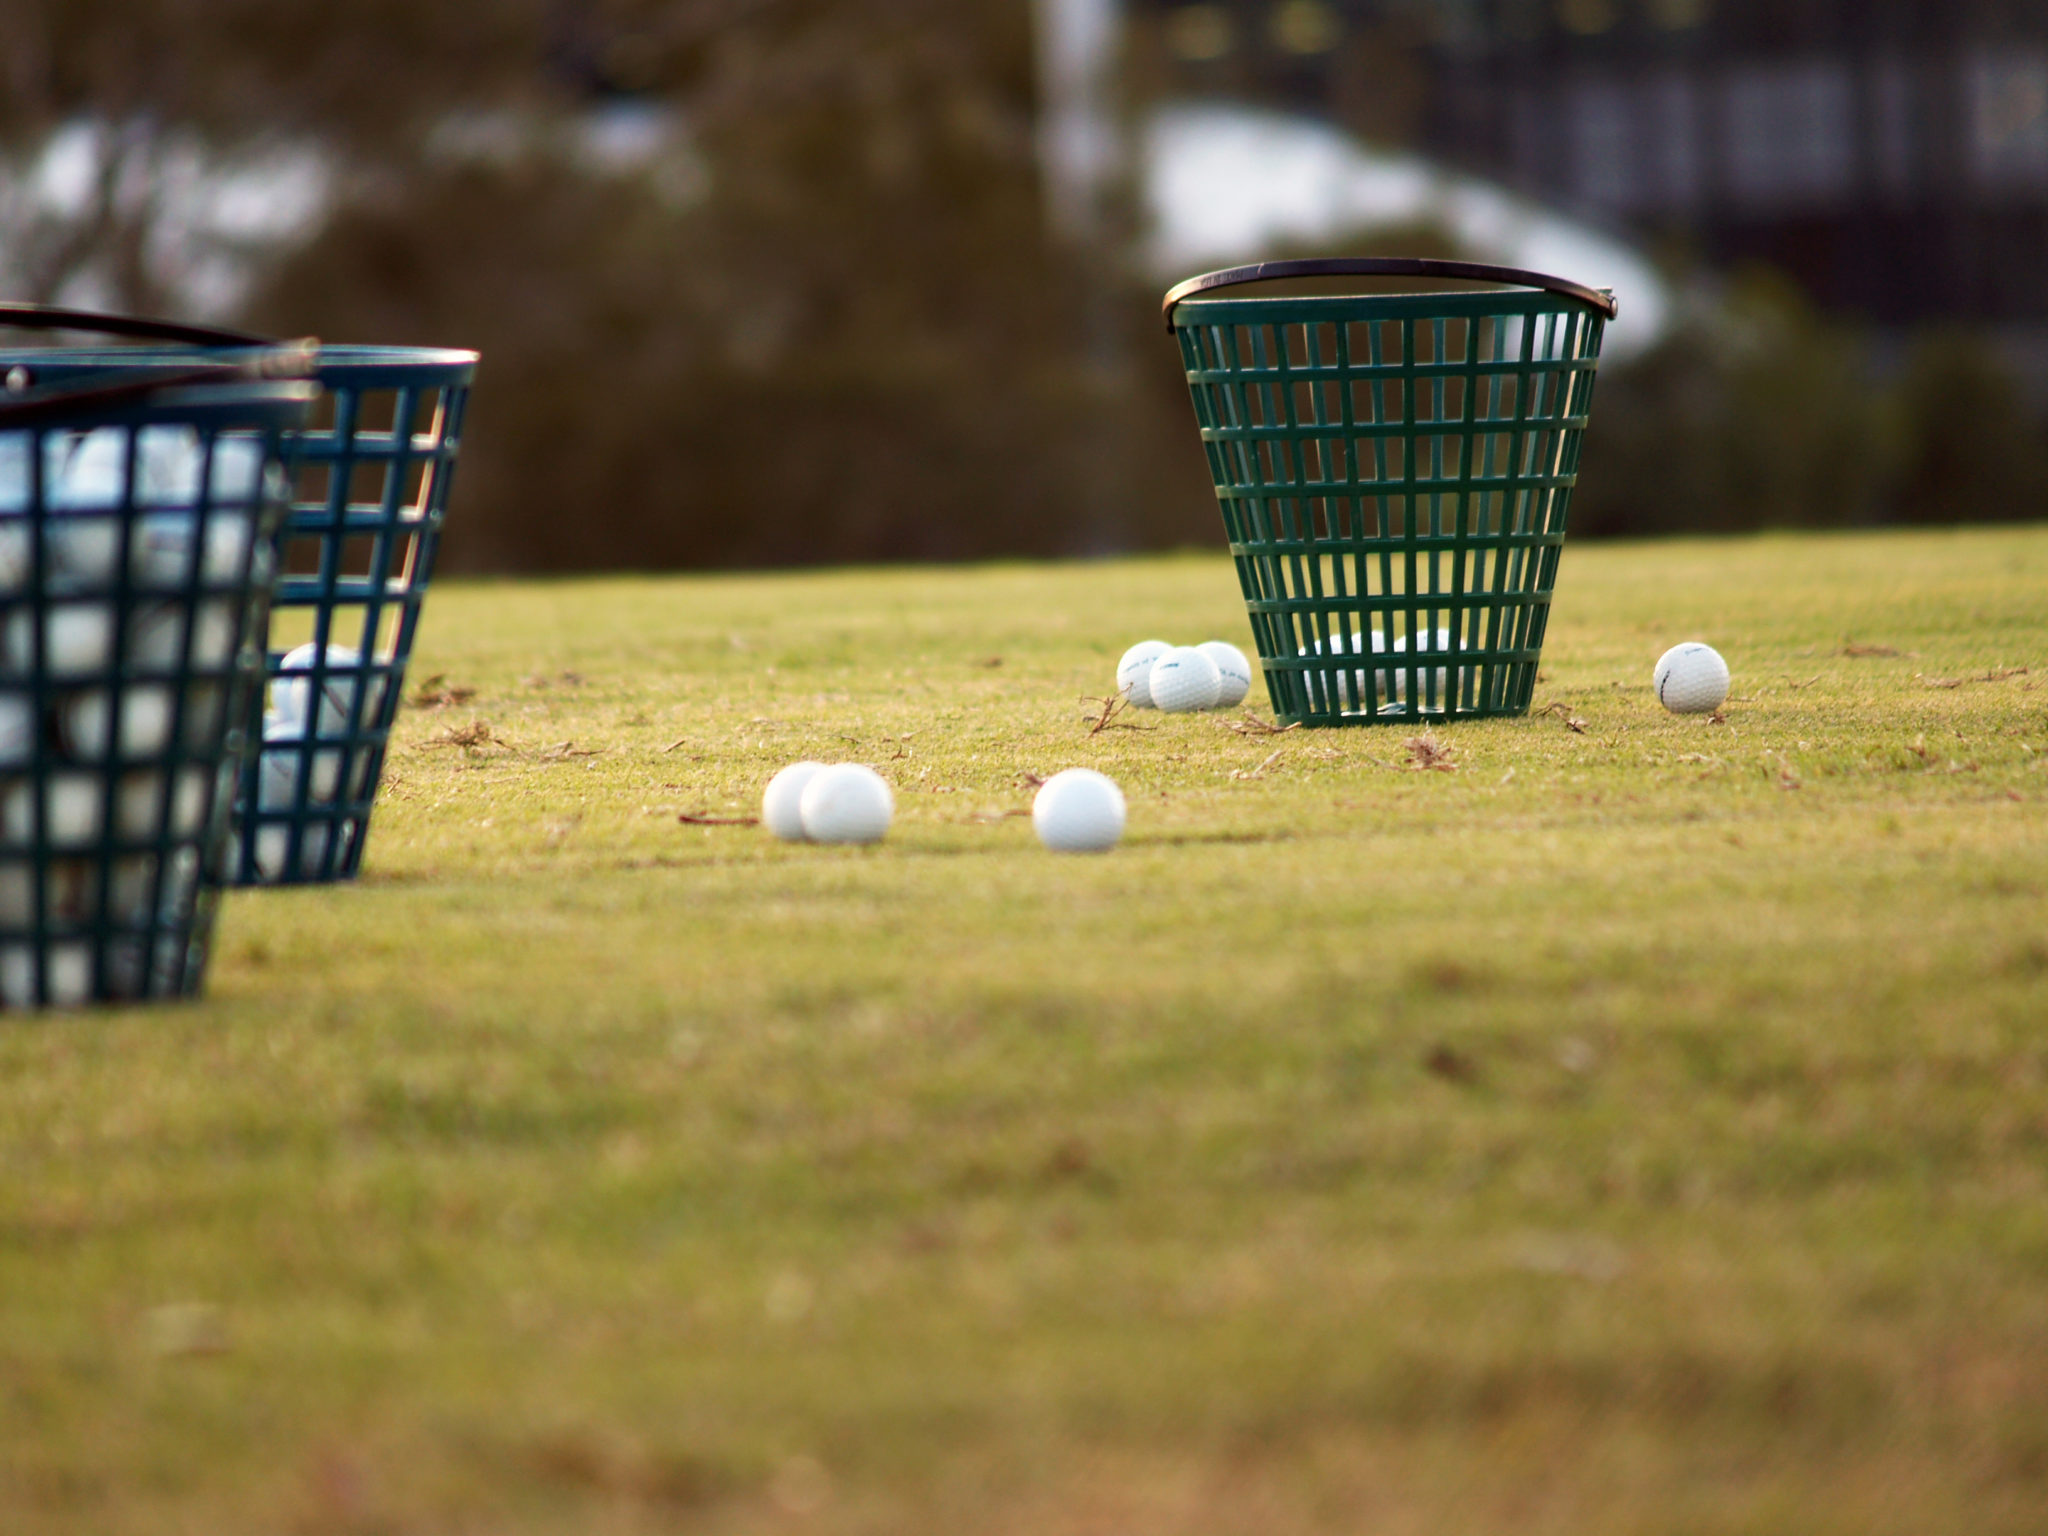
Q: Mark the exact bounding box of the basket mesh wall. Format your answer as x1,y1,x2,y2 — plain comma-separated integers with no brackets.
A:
227,350,474,885
1170,290,1606,725
0,398,297,1008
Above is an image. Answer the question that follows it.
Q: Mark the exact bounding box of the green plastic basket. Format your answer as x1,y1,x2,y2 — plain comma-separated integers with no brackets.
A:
1163,259,1615,725
0,361,313,1008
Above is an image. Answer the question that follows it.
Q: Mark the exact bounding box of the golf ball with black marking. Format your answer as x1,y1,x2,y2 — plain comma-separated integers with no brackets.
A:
1653,643,1730,714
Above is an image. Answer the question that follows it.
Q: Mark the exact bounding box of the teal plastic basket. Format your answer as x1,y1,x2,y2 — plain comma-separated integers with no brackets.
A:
229,346,475,886
1163,259,1615,725
0,361,313,1007
0,307,477,885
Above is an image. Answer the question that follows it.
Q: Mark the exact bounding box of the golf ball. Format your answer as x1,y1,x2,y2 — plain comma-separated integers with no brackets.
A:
1653,642,1730,714
1116,640,1172,709
257,738,346,812
1032,768,1125,853
57,685,177,761
762,761,826,841
253,820,353,883
1298,627,1453,709
273,643,382,736
1196,640,1254,709
0,941,92,1008
1148,646,1222,713
3,603,116,678
799,763,893,844
1,773,104,848
0,692,31,767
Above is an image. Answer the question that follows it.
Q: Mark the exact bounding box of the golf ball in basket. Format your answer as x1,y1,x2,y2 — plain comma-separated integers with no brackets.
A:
1032,768,1125,853
799,763,893,844
0,692,30,767
1653,643,1730,714
1149,646,1222,713
273,643,382,737
1196,640,1254,709
762,761,826,841
1116,640,1172,708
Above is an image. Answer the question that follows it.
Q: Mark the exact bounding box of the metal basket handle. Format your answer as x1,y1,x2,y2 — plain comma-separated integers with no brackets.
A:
0,339,320,425
0,301,272,348
1162,258,1619,330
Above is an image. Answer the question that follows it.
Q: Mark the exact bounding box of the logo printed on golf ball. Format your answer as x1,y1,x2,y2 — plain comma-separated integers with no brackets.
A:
1653,643,1730,714
1116,640,1172,709
1032,768,1126,853
1149,646,1222,713
1196,640,1253,709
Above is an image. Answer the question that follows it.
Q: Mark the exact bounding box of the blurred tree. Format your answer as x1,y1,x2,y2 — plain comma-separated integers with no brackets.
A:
0,0,1215,570
1573,272,1895,538
0,0,550,309
243,0,1213,570
1891,332,2048,525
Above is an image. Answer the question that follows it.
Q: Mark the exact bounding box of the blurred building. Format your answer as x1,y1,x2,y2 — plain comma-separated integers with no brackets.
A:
1130,0,2048,327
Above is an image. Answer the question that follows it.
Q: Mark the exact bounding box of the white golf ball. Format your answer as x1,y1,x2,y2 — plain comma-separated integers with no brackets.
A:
1653,643,1730,714
1032,768,1125,853
0,941,92,1008
0,522,26,594
0,692,32,767
114,768,213,842
0,861,29,925
1298,629,1376,710
57,685,177,760
799,763,893,844
1148,646,1222,713
3,603,116,678
252,819,353,883
273,643,381,735
1298,627,1454,709
258,740,346,812
1116,640,1172,709
0,431,29,515
1388,627,1454,703
1,772,104,848
762,761,826,841
1196,640,1254,709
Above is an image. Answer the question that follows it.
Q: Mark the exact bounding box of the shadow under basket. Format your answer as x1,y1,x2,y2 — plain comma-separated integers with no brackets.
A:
1163,258,1614,726
227,347,476,885
0,370,312,1008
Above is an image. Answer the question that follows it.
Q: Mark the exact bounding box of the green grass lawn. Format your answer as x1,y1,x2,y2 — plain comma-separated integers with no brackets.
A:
5,525,2048,1535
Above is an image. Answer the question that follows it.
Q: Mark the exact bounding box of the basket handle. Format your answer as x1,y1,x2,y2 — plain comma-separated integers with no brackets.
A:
0,301,274,348
0,339,319,425
1162,257,1618,330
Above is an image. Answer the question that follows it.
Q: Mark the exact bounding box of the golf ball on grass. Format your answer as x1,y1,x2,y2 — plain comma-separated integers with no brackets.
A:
799,763,893,844
1148,646,1222,713
762,761,826,841
1032,769,1125,853
1196,641,1253,709
1116,640,1172,708
1653,643,1730,714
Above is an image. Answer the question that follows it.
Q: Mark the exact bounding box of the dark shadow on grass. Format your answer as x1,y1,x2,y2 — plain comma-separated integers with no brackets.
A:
1129,830,1301,847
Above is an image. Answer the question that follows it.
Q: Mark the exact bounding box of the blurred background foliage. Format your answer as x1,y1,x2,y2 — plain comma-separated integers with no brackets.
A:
0,0,2041,572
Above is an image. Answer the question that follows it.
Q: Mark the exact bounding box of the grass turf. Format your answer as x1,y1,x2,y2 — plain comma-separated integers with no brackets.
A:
4,525,2047,1534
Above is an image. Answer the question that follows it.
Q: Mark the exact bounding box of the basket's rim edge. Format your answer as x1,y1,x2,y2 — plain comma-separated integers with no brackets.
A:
1163,257,1619,327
